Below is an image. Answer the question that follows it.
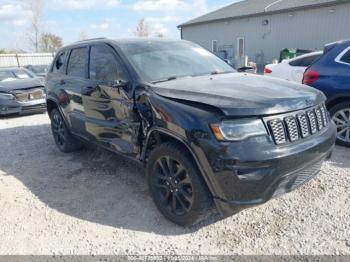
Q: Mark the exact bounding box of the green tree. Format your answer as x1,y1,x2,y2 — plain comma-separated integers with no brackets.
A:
39,33,63,52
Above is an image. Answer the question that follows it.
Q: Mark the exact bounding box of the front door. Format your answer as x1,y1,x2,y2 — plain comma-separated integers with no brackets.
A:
82,44,139,156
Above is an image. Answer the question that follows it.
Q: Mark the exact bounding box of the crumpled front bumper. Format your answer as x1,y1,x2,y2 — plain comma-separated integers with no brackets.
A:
0,98,46,115
193,121,336,217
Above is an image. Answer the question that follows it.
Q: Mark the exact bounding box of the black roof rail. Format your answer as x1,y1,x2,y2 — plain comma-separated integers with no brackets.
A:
75,37,107,43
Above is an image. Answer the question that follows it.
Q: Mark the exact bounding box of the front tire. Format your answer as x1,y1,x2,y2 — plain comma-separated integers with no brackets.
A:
330,102,350,147
50,108,82,152
147,142,212,226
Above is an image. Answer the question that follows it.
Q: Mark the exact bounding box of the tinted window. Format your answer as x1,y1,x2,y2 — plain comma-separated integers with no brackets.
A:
0,71,15,82
53,51,67,73
340,49,350,64
289,54,321,67
67,47,88,78
89,45,126,83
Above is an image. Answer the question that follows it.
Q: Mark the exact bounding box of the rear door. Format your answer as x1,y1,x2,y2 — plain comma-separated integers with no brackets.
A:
82,43,139,156
64,46,90,135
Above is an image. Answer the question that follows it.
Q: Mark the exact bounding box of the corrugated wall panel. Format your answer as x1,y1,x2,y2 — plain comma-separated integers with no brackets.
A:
182,3,350,66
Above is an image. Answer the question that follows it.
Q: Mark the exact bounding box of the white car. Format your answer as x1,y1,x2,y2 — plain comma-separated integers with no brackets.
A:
264,51,323,83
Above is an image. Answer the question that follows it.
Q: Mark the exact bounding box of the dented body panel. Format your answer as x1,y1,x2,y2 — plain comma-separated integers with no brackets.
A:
151,73,326,116
45,39,336,218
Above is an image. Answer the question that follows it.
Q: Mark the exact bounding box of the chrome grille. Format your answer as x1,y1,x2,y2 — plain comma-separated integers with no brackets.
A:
268,120,286,145
284,117,299,142
315,108,324,130
307,110,318,134
267,104,329,145
297,113,310,138
320,106,328,127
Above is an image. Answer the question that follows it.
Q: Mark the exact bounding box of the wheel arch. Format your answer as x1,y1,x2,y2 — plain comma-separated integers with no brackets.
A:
46,98,59,116
326,95,350,111
141,128,218,197
142,128,195,163
46,98,70,128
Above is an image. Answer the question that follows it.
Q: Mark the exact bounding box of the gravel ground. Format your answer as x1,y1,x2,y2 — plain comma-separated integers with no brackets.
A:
0,113,349,255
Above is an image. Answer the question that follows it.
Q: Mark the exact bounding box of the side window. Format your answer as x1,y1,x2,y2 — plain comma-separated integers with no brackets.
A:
340,49,350,64
289,54,321,67
52,51,67,73
67,47,88,78
89,45,126,83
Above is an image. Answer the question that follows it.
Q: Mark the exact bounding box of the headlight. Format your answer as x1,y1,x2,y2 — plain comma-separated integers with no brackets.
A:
211,119,267,141
0,93,15,100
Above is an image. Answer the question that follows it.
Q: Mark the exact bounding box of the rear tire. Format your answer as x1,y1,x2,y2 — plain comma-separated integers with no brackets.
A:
147,142,212,226
330,102,350,147
50,108,82,152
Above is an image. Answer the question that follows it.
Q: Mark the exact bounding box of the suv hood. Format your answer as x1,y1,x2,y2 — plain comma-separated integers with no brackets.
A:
0,78,43,93
151,73,325,116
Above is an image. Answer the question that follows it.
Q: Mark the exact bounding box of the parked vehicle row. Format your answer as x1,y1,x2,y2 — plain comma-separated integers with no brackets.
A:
24,65,50,78
45,38,336,226
0,67,46,115
264,51,323,82
303,40,350,147
264,40,350,147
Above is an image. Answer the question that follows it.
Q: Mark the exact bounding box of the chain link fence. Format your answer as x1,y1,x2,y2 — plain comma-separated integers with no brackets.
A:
0,53,55,68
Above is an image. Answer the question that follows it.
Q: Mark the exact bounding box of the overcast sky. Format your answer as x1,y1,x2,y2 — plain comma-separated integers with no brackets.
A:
0,0,240,51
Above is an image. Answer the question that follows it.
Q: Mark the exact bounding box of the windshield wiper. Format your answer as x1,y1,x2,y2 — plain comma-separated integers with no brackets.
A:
151,76,178,84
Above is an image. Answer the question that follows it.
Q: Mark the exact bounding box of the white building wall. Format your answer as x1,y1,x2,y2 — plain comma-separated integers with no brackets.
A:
181,3,350,67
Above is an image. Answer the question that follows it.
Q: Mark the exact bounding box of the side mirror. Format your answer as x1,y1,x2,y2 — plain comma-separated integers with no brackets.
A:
112,79,129,89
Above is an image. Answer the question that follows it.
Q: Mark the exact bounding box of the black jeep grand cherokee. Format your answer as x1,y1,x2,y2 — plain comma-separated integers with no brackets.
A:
46,38,336,226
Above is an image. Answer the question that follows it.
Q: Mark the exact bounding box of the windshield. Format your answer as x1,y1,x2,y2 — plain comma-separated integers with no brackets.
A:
0,69,34,82
13,69,33,79
0,71,16,82
118,40,235,83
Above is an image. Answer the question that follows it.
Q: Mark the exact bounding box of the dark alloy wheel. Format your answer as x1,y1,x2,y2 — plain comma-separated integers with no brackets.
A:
330,102,350,147
50,108,82,152
147,142,212,226
153,156,194,216
52,110,66,148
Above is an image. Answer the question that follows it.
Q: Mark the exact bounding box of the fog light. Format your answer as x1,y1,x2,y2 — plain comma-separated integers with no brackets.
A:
1,107,8,111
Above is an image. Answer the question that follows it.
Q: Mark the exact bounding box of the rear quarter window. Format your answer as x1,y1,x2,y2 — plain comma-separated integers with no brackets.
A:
340,49,350,64
289,54,321,67
52,51,67,74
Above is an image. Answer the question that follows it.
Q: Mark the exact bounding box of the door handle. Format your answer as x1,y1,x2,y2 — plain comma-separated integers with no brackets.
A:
59,80,66,85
